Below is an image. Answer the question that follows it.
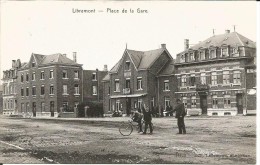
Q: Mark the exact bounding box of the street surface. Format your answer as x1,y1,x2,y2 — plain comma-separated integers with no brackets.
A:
0,115,256,164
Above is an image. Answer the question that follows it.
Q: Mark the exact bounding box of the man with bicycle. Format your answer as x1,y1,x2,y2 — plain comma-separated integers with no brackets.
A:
131,109,143,133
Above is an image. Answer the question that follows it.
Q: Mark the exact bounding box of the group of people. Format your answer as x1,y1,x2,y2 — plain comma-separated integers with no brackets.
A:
131,99,187,135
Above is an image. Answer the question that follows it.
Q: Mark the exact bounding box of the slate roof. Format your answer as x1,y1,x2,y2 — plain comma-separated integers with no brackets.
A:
178,32,256,55
110,48,168,73
158,59,176,76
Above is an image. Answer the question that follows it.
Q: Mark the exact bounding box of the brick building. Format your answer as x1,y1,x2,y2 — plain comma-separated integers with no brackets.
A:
83,68,108,103
1,60,22,115
175,30,256,116
16,52,83,117
102,44,177,115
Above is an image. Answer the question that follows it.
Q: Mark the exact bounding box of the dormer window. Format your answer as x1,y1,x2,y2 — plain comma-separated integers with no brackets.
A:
199,51,205,60
190,53,195,61
221,47,228,57
209,49,216,59
125,61,130,71
180,54,185,63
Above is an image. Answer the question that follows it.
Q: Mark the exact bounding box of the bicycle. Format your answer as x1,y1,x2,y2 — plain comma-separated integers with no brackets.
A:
119,118,144,136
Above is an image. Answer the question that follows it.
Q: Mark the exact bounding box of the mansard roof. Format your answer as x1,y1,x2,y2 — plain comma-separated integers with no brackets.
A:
178,32,256,55
110,47,172,73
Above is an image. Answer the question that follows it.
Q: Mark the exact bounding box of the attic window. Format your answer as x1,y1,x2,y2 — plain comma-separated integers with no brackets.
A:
50,59,54,62
125,61,130,71
224,37,228,41
32,62,36,67
206,40,211,43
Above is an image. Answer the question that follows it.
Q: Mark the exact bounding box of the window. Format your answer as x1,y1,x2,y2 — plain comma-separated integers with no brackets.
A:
201,73,206,85
223,71,230,84
190,76,196,86
210,49,216,59
138,98,142,109
21,103,25,113
93,86,97,95
74,102,79,109
63,85,68,95
32,72,35,81
182,97,187,107
41,85,45,95
125,79,130,88
221,48,228,57
115,80,120,91
211,72,217,85
181,75,186,87
74,71,79,79
92,73,97,80
21,74,24,82
63,101,69,112
32,61,36,67
50,85,54,95
164,80,170,91
62,70,68,79
26,87,29,96
137,78,142,90
32,86,36,96
26,73,29,82
21,88,24,96
50,70,54,79
41,102,45,112
190,53,195,61
164,96,170,109
199,51,205,60
26,103,29,113
50,101,54,112
10,100,13,109
40,71,45,80
212,96,218,109
224,95,231,108
125,61,130,70
116,100,120,111
74,84,79,94
181,55,185,62
191,96,196,108
233,71,241,84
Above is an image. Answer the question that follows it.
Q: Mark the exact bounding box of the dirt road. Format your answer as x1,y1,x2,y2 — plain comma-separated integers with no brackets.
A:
0,115,256,164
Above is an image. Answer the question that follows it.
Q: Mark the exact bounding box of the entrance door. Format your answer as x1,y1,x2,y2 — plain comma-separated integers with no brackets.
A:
50,101,54,117
200,94,208,114
126,98,131,115
32,102,36,117
236,94,243,114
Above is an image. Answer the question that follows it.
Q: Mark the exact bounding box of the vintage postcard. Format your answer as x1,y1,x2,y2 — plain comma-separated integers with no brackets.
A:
0,1,257,164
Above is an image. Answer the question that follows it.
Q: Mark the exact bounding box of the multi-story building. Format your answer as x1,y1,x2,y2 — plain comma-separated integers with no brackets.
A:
83,67,108,103
175,30,256,116
17,52,83,117
1,60,22,115
102,44,177,115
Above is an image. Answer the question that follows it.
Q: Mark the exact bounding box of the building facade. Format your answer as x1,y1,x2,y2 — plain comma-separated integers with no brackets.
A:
83,68,108,103
102,44,177,115
16,52,83,117
1,60,22,115
0,85,3,115
175,30,256,116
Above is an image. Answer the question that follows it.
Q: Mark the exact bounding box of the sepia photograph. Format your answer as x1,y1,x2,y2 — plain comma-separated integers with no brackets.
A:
0,1,257,164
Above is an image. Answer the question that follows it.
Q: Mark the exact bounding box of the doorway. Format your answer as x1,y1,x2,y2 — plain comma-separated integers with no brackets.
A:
126,98,131,115
200,94,208,114
236,93,243,114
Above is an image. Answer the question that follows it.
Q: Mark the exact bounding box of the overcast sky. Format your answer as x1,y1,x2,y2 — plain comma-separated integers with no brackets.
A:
0,1,257,79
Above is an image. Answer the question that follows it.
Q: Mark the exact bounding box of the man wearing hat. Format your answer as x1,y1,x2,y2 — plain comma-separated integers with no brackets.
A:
171,99,186,134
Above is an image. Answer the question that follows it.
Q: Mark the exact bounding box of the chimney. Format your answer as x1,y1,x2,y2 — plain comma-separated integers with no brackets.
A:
161,44,166,49
225,30,230,34
73,52,77,63
103,65,108,71
12,60,16,68
184,39,189,50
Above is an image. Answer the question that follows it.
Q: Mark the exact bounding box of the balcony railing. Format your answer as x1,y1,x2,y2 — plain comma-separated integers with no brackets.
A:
196,84,209,91
123,88,131,94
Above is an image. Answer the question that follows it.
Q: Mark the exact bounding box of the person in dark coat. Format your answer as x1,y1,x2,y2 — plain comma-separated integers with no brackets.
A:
160,106,164,117
131,110,143,133
171,99,186,134
142,104,153,134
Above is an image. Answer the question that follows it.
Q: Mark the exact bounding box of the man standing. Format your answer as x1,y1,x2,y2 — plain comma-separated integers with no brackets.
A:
142,104,153,134
131,110,143,133
172,99,186,134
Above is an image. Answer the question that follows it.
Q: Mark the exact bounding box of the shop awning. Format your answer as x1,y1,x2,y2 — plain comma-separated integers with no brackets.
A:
110,93,147,99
